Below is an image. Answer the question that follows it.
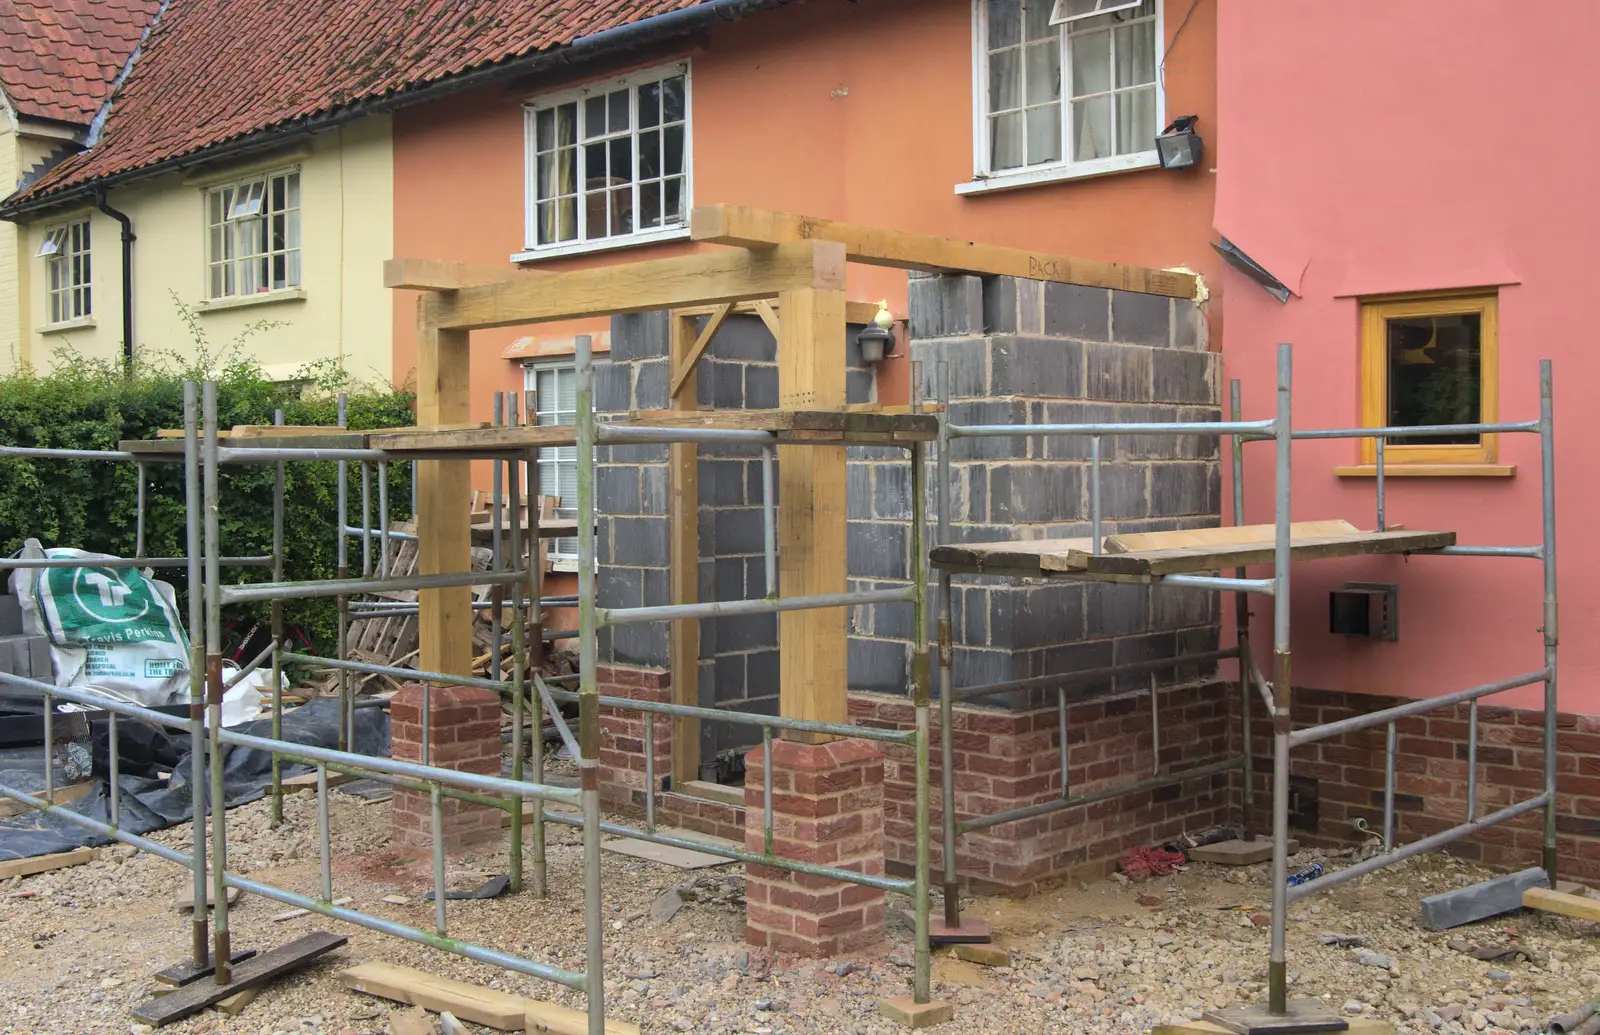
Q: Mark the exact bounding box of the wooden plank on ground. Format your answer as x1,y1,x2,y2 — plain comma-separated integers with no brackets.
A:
1059,530,1457,576
1156,1020,1395,1035
1523,886,1600,922
131,931,348,1026
152,950,258,988
668,312,701,790
1102,520,1361,554
1420,866,1548,930
0,847,98,879
339,962,641,1035
424,239,845,331
690,204,1200,300
777,286,849,734
600,835,734,870
0,781,90,818
281,770,358,794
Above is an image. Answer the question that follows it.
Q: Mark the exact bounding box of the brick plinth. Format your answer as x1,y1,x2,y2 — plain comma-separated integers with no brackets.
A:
851,681,1234,896
1238,687,1600,883
596,665,672,813
743,738,887,956
390,683,502,852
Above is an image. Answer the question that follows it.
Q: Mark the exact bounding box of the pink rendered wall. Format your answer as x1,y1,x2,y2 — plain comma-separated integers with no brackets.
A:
1215,1,1592,711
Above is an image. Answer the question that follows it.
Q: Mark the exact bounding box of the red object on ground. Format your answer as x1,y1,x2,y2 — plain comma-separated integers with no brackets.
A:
1119,846,1187,880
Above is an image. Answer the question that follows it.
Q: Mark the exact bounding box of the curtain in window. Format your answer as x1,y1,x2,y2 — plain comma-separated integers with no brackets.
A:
538,106,578,246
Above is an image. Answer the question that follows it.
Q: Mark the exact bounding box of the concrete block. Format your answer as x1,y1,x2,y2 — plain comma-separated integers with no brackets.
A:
847,368,874,405
611,311,669,360
989,464,1082,524
713,557,747,602
1016,277,1044,334
707,359,746,409
1420,866,1549,931
643,566,669,608
964,467,987,522
1172,298,1205,349
949,400,1032,460
940,275,985,336
710,314,775,361
713,508,766,555
746,364,779,409
952,645,1029,690
641,465,667,515
611,517,668,567
1149,462,1212,518
1042,640,1115,693
873,464,913,520
982,274,1019,334
746,649,779,695
1086,582,1151,638
1111,290,1171,346
1013,583,1085,649
910,338,987,399
1044,283,1110,341
1095,463,1148,520
609,442,667,465
596,465,641,515
847,462,872,519
907,275,944,339
597,566,643,609
713,654,746,704
705,459,748,507
1111,631,1179,689
848,521,909,580
1151,583,1213,630
593,361,632,412
1040,401,1121,460
990,335,1084,398
849,636,909,693
611,622,669,667
1085,341,1153,402
1152,348,1215,405
871,600,915,643
715,613,775,653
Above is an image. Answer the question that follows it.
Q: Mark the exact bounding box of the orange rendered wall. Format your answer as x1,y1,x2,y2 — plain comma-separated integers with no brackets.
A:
391,0,1221,418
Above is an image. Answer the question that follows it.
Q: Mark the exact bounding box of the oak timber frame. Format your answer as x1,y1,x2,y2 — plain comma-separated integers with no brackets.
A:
390,203,1198,744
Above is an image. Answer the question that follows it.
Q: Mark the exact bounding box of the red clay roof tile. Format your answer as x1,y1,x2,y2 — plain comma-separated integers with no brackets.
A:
9,0,723,206
0,0,161,126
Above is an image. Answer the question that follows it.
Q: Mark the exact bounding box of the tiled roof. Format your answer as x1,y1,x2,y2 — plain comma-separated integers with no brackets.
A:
0,0,161,126
8,0,754,208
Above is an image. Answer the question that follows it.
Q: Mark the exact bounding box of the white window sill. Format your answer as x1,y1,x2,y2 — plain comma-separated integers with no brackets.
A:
956,151,1163,196
549,557,579,573
511,224,691,264
38,316,96,335
196,288,307,313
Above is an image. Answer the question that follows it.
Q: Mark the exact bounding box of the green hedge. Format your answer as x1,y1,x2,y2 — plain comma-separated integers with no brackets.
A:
0,342,416,653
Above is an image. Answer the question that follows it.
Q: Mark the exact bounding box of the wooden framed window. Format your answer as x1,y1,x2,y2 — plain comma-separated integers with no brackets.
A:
520,62,692,260
1359,290,1499,467
40,220,92,324
205,168,301,299
968,0,1163,188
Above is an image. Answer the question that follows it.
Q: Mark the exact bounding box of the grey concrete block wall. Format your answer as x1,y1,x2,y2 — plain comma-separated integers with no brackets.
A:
847,272,1221,709
601,312,875,758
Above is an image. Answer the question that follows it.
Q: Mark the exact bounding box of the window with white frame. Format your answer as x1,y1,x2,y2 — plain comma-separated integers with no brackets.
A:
975,0,1161,177
205,169,301,299
525,359,580,566
39,220,91,324
524,63,690,254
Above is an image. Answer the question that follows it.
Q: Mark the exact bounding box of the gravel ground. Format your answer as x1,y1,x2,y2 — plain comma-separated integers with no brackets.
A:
0,790,1596,1035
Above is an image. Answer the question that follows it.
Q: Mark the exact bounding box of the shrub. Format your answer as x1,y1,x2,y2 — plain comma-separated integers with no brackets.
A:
0,334,415,654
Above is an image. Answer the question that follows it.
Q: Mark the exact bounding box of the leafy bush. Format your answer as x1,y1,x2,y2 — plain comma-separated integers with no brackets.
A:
0,328,415,654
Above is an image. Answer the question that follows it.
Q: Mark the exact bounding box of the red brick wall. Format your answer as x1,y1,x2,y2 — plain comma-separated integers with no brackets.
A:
851,680,1236,895
1239,687,1600,883
390,683,503,851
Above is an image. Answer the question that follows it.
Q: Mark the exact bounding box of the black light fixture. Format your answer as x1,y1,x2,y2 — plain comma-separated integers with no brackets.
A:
855,301,897,364
1156,115,1204,170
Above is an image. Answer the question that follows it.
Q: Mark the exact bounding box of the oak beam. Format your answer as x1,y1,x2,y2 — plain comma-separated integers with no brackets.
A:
777,287,849,734
670,303,732,400
669,313,702,787
690,204,1199,299
414,301,474,677
384,258,540,292
427,240,846,331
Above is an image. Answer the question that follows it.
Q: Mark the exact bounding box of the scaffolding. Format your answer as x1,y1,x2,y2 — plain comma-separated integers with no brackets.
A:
929,343,1557,1032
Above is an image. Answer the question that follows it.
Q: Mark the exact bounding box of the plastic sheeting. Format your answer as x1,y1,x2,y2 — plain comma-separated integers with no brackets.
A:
0,699,388,861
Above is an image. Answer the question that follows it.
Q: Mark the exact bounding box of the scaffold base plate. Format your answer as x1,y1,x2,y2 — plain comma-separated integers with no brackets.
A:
1202,1000,1350,1034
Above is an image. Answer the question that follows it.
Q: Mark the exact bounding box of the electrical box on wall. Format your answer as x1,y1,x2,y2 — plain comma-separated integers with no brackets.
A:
1330,582,1398,641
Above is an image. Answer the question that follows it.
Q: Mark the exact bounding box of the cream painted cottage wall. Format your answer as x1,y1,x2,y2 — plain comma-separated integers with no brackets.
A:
19,117,395,380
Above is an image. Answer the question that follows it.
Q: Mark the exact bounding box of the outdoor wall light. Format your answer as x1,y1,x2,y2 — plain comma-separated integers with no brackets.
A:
856,301,897,364
1156,115,1204,170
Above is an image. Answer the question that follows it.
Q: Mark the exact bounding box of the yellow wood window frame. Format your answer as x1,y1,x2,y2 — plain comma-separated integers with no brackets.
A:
1359,290,1499,466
